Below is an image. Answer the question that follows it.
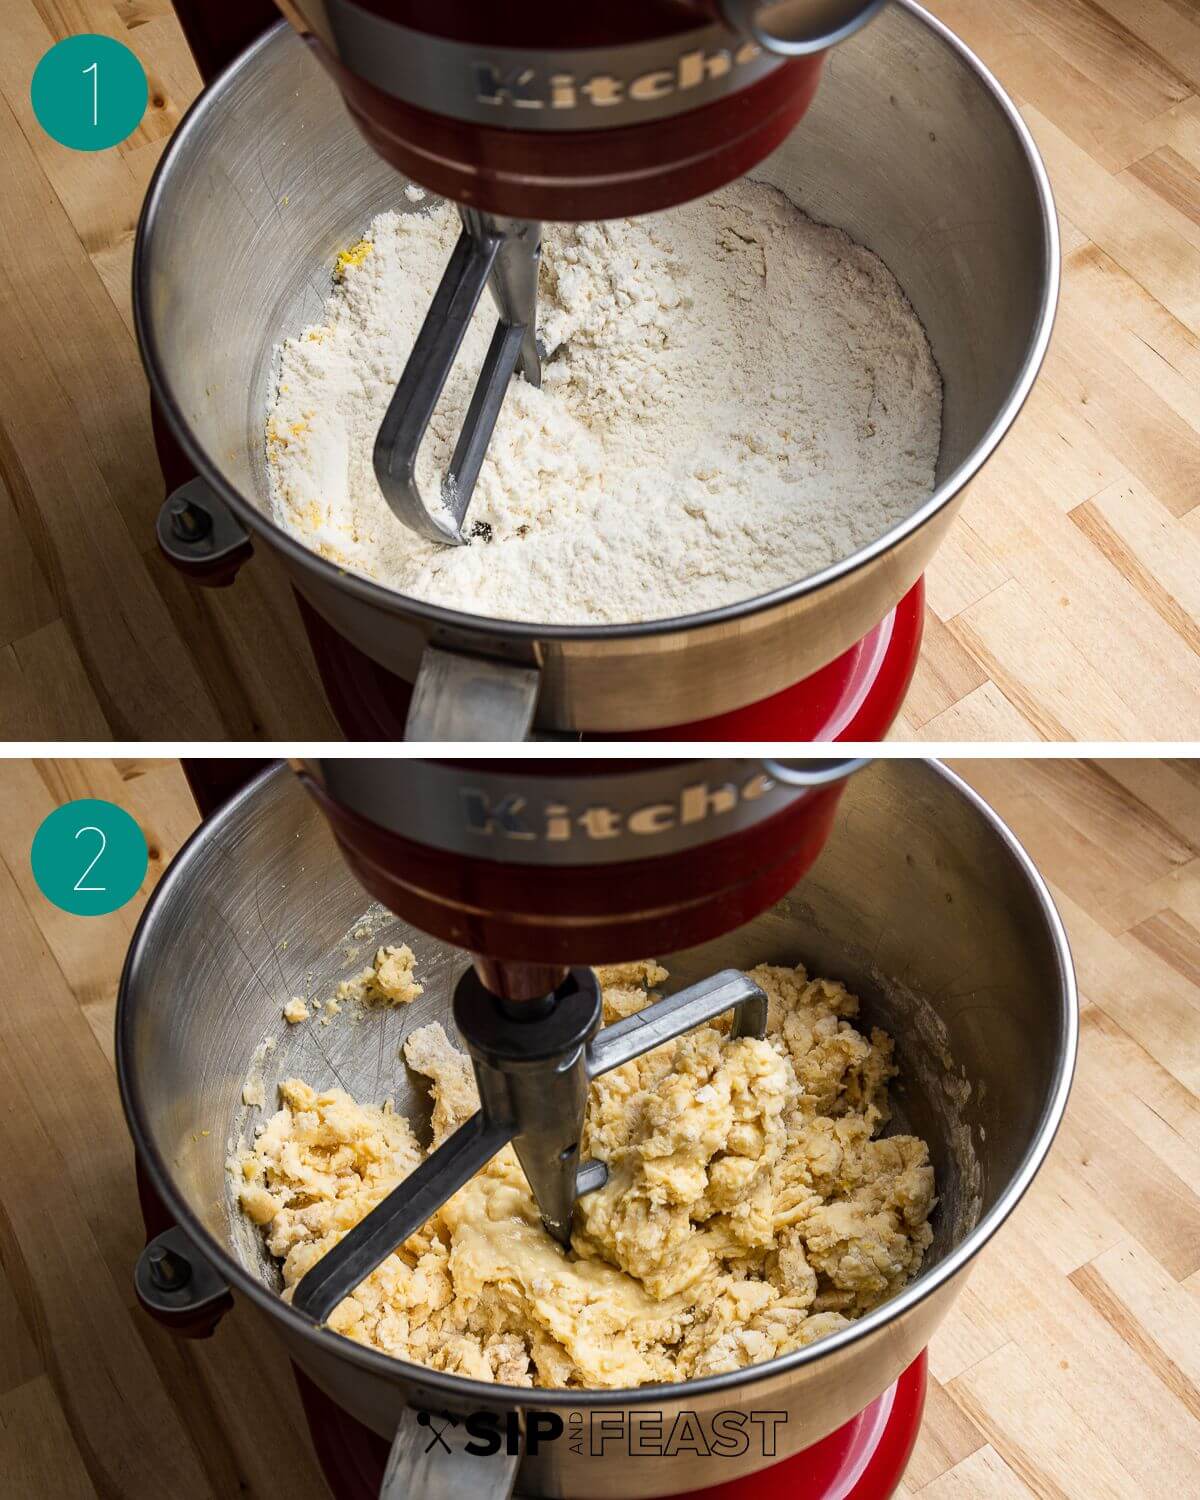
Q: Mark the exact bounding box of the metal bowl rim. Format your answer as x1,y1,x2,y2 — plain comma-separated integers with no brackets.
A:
116,759,1079,1408
132,1,1060,644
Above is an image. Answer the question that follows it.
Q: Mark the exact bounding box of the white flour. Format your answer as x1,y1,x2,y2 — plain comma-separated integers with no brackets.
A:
267,183,941,625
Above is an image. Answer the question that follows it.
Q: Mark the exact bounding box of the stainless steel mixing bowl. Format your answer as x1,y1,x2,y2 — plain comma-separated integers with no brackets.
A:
118,760,1076,1497
134,3,1058,736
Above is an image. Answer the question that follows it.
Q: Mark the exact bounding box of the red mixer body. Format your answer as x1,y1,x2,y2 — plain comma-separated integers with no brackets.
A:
282,0,825,219
300,760,852,969
294,587,924,744
173,1,825,220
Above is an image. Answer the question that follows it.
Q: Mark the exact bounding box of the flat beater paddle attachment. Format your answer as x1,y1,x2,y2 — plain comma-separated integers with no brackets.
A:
291,967,767,1326
372,206,542,546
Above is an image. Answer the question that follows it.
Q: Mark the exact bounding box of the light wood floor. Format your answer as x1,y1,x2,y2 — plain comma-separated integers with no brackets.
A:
0,757,1197,1497
0,1,1197,740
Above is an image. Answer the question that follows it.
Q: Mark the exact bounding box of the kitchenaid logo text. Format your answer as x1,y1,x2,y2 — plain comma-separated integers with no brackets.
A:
460,772,778,843
474,40,764,112
417,1407,787,1459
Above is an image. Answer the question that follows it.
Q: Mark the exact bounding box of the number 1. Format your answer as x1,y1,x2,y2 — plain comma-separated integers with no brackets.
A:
73,826,107,892
83,61,98,127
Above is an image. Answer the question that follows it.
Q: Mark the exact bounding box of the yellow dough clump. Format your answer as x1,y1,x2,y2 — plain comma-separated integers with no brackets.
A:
237,961,935,1388
333,238,372,277
336,944,424,1007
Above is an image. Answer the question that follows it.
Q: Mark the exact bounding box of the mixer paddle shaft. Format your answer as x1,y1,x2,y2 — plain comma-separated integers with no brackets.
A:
373,207,541,547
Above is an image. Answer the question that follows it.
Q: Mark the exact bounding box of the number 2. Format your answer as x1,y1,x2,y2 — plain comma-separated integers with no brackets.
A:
83,61,98,127
74,826,107,892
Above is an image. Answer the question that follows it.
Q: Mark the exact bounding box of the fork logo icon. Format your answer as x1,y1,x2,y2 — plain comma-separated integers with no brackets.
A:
417,1409,459,1454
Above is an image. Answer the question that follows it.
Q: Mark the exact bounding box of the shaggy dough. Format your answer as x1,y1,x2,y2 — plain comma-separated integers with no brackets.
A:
337,944,423,1007
237,961,935,1388
273,947,422,1032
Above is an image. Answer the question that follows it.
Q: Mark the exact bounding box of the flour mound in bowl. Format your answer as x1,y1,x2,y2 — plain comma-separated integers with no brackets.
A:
234,960,936,1390
266,183,942,626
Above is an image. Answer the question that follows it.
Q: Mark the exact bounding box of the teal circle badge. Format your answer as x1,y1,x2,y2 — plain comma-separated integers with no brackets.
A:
31,799,149,917
31,34,148,152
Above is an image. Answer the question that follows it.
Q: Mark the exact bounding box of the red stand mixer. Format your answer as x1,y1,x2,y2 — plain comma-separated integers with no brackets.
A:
119,758,1077,1500
137,0,1060,740
126,756,925,1498
293,757,927,1500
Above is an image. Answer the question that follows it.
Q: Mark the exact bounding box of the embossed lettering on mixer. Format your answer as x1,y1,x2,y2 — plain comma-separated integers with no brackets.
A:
460,774,776,842
474,42,764,111
266,182,943,625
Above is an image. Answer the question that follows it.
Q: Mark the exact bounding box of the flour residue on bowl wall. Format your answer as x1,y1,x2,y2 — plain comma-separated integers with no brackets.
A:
866,963,985,1256
265,181,943,626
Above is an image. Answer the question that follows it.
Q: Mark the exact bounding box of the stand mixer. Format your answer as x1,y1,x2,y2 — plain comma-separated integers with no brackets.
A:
272,1,881,547
119,758,1077,1500
289,757,862,1326
138,1,1059,739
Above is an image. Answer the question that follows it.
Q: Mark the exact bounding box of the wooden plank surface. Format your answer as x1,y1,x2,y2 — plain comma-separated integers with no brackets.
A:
0,757,1196,1497
0,1,1195,741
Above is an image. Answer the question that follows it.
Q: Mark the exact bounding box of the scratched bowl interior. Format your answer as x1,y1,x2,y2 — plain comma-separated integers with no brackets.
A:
121,762,1072,1323
138,5,1052,592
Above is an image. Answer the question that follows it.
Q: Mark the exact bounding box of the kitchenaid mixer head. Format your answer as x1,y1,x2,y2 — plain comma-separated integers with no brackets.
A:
287,757,863,1325
278,0,884,544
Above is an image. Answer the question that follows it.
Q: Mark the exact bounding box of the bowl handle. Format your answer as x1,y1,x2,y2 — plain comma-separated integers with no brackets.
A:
382,1404,520,1500
405,645,541,741
156,477,254,587
133,1156,233,1338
